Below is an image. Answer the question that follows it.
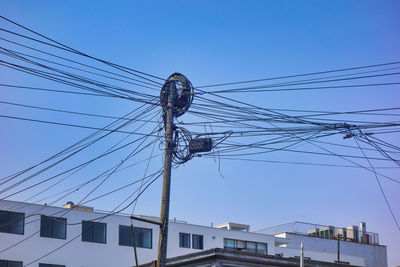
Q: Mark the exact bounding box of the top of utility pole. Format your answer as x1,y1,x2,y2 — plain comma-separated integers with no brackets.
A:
160,72,194,119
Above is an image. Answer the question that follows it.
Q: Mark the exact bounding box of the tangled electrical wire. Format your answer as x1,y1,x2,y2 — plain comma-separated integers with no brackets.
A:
160,72,194,122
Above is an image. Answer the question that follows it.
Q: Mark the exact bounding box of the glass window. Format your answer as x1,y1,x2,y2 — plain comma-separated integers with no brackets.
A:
8,262,22,267
179,233,190,248
119,225,152,249
39,264,65,267
224,238,235,249
0,260,22,267
82,221,93,242
257,242,267,254
82,221,106,244
237,240,246,250
53,218,66,239
40,216,52,237
135,227,152,248
0,210,24,235
93,222,106,243
119,225,131,246
246,241,257,253
40,215,66,239
0,212,7,233
192,234,203,250
224,238,267,255
9,213,24,234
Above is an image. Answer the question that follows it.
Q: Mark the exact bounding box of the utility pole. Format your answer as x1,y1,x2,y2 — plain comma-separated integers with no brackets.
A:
156,73,203,267
300,241,304,267
337,235,341,263
157,80,175,267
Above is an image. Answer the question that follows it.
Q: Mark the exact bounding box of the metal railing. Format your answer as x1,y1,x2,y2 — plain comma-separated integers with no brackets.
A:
254,221,379,245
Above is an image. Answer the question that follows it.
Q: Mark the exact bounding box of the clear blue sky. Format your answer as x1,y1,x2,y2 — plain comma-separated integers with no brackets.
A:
1,1,399,266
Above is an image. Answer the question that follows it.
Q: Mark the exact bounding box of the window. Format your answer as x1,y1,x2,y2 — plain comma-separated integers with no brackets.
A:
246,241,257,253
257,242,267,254
179,233,190,248
39,264,65,267
0,260,23,267
224,238,267,255
0,211,24,235
192,234,203,250
82,221,106,244
40,215,66,239
224,238,235,249
119,225,152,248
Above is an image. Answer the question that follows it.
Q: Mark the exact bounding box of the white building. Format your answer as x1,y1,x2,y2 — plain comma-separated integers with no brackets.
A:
0,200,387,267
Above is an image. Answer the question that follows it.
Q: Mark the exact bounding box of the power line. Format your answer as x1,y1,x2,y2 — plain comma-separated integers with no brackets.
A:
0,51,158,100
0,106,160,195
0,114,159,135
0,16,164,84
205,82,400,94
196,61,400,88
0,103,156,183
0,83,113,97
0,100,159,123
200,156,400,169
0,37,162,89
353,136,400,231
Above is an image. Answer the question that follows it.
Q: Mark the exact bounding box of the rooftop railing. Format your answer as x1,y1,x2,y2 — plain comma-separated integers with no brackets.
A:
254,221,379,245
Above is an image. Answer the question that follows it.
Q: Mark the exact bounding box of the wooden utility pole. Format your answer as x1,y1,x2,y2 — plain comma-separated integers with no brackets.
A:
157,82,175,267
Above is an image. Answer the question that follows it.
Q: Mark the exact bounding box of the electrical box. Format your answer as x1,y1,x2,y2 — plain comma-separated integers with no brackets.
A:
189,138,213,153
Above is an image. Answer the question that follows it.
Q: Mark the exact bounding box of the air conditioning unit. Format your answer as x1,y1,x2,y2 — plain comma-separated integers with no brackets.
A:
319,226,335,239
360,222,368,243
307,228,319,237
336,228,347,240
346,225,359,242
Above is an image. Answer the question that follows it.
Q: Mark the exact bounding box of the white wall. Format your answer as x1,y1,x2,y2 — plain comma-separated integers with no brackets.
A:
274,246,366,266
0,200,274,267
0,200,387,267
167,221,276,258
279,233,387,267
0,200,159,266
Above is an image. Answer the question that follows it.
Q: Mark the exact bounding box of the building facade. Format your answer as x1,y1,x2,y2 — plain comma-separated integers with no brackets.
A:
139,248,360,267
0,200,387,267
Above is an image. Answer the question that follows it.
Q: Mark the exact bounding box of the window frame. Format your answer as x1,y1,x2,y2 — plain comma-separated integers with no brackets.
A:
118,225,152,249
179,232,191,248
0,259,23,267
40,215,67,240
192,234,204,250
81,220,107,244
223,238,268,255
0,210,25,235
39,263,66,267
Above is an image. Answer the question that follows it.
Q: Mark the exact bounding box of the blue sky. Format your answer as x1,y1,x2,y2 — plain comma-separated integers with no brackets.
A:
1,1,400,266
